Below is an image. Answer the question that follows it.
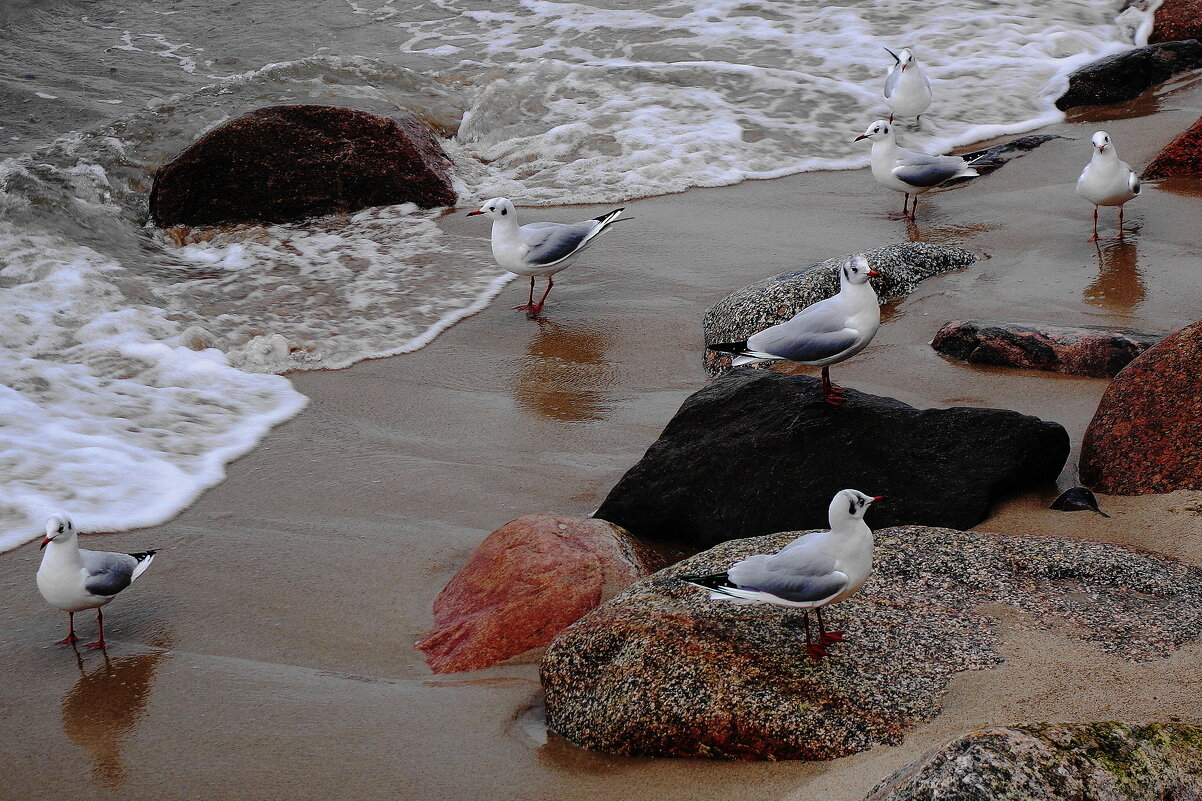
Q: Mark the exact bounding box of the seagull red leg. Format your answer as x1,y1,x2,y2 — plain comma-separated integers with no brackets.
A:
817,607,845,645
86,608,107,650
803,611,827,660
821,365,845,406
527,276,554,318
513,277,537,311
1117,205,1126,239
888,193,910,219
56,611,80,645
1088,207,1101,243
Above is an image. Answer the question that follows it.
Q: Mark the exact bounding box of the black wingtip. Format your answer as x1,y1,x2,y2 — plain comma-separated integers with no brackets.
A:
128,549,157,562
707,340,749,355
678,572,734,590
593,207,626,224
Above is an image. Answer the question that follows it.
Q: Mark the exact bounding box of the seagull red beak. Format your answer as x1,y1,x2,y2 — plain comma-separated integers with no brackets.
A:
466,210,484,216
39,536,51,550
871,496,886,504
854,134,869,141
866,269,880,278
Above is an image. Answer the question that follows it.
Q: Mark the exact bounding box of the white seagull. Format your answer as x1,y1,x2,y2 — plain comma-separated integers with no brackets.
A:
708,255,881,405
1077,131,1141,242
36,514,156,649
883,47,933,124
856,119,979,220
467,197,626,317
680,490,884,660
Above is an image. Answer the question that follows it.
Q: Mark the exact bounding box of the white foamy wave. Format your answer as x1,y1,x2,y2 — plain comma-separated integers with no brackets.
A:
0,224,307,551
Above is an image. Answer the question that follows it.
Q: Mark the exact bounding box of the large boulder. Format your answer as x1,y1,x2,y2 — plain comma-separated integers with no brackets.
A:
704,243,978,375
150,105,456,227
1080,319,1202,494
594,370,1068,549
1055,40,1202,111
1141,113,1202,179
865,723,1202,801
416,514,660,673
542,527,1202,760
931,319,1164,378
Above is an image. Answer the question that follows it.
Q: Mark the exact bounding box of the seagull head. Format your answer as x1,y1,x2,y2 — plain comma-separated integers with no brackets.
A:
39,513,76,549
840,254,880,285
885,47,914,69
1091,131,1112,153
829,490,884,526
466,197,516,220
854,120,892,143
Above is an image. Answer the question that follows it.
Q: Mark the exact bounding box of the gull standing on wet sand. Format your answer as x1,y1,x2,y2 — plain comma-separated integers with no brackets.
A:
467,197,626,318
1077,131,1140,242
708,255,881,405
36,514,156,649
883,47,932,125
679,490,884,660
855,119,979,220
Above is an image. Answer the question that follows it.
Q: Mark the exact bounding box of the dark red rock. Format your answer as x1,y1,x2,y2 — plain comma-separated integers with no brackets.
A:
932,319,1164,378
1080,319,1202,494
150,105,456,227
1147,0,1202,44
416,514,659,674
1055,40,1202,111
1142,114,1202,179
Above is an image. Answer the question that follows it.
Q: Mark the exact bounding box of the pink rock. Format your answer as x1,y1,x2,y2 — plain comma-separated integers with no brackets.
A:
417,514,658,673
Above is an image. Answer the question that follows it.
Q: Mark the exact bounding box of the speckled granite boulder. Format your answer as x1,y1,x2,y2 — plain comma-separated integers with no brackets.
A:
1055,40,1202,111
1142,114,1202,179
594,370,1068,549
1081,319,1202,494
932,319,1165,378
542,528,1202,760
703,243,977,375
1144,0,1202,44
864,723,1202,800
150,105,456,227
416,514,661,673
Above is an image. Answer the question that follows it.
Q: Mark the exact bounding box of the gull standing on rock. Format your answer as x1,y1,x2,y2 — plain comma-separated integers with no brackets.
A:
708,255,881,405
467,197,626,318
855,119,979,220
679,490,884,661
36,514,156,649
1077,131,1140,242
883,47,932,125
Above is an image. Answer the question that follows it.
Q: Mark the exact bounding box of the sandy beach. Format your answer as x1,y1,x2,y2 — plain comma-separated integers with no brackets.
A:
3,76,1202,800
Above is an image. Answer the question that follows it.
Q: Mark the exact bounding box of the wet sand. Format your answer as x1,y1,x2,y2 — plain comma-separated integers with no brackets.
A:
3,79,1202,800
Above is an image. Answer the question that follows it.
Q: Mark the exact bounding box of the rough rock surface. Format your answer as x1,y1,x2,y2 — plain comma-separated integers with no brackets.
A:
1080,319,1202,495
150,105,456,227
594,370,1068,549
1146,0,1202,44
1055,40,1202,111
932,319,1165,378
1141,113,1202,180
542,527,1202,760
703,243,977,376
864,723,1202,801
416,514,660,673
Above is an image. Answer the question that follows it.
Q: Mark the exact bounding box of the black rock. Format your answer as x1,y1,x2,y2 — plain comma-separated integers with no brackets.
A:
1051,487,1111,518
1056,40,1202,111
594,370,1069,549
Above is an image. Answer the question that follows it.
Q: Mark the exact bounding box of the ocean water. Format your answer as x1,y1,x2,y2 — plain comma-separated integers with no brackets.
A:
0,0,1151,549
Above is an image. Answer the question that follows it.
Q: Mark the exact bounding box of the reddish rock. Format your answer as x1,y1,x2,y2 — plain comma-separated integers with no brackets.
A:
932,319,1164,378
1080,319,1202,494
1146,0,1202,44
1142,114,1202,179
150,105,456,227
416,514,660,673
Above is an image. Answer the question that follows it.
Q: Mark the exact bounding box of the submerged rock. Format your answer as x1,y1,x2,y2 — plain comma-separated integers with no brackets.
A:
931,319,1164,378
594,370,1068,549
1141,113,1202,180
864,723,1202,801
703,243,977,376
1056,40,1202,111
542,527,1202,760
416,514,660,673
1081,319,1202,495
150,105,456,227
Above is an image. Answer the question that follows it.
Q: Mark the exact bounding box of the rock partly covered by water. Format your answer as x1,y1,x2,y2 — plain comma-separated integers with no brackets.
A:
1142,114,1202,179
932,319,1165,378
542,527,1202,760
703,243,977,376
594,370,1068,549
1081,319,1202,495
416,514,659,673
150,105,456,227
864,723,1202,801
1055,40,1202,111
1144,0,1202,44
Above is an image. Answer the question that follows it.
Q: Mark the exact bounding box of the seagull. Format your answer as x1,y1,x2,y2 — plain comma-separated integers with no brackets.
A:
1077,131,1140,242
883,47,933,124
708,255,881,405
855,119,979,220
679,490,884,660
36,514,156,649
467,197,626,317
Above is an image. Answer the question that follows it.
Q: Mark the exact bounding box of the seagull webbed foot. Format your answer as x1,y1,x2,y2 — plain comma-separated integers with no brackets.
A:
806,643,828,660
820,630,845,645
56,634,81,645
85,640,107,651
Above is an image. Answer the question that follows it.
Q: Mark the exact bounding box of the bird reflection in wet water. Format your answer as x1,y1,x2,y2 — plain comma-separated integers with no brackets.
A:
1085,238,1145,314
512,320,617,422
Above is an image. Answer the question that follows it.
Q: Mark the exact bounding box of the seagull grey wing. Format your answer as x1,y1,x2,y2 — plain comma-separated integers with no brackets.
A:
521,221,595,266
81,550,138,596
892,156,966,188
747,306,859,362
884,66,901,99
729,553,849,603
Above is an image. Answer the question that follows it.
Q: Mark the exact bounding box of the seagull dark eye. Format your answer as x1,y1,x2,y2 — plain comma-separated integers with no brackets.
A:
57,525,64,533
501,208,507,215
488,206,495,211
